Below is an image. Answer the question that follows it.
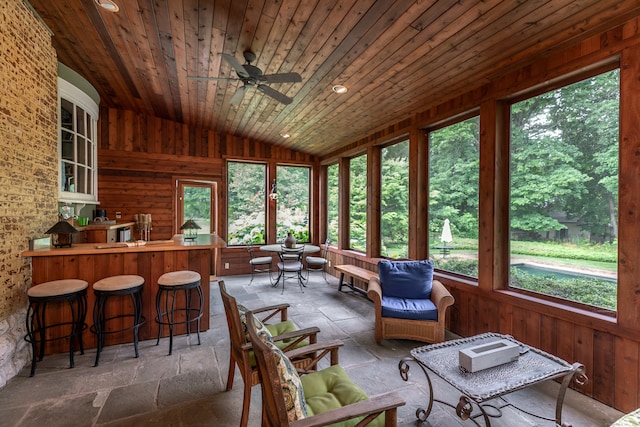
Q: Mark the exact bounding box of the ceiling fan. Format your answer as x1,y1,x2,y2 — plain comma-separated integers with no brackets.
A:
189,51,302,105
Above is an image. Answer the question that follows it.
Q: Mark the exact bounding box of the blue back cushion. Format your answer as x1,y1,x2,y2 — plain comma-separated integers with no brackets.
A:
378,259,434,299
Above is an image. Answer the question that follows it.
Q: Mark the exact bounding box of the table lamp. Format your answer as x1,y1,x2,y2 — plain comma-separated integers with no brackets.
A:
45,220,79,247
180,219,201,241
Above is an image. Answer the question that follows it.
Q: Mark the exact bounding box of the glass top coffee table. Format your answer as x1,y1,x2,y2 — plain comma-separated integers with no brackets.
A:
399,332,588,426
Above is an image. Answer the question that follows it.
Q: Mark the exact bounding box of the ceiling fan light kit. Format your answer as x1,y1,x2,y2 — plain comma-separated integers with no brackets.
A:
189,51,302,105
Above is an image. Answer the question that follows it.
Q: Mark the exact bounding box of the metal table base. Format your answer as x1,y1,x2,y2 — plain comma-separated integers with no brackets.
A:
399,333,588,427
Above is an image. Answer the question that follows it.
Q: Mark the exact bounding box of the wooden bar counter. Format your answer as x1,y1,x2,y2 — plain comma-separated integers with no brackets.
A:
22,234,225,354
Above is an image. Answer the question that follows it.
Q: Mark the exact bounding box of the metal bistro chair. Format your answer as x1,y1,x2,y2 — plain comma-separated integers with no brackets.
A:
247,246,273,285
275,244,306,293
305,239,330,282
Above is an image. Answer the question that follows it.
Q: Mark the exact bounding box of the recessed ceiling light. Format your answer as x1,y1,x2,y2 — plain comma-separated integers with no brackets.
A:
95,0,119,12
280,133,291,138
332,85,348,94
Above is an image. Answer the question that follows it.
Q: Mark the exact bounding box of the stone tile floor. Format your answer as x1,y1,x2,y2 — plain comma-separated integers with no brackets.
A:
0,273,624,426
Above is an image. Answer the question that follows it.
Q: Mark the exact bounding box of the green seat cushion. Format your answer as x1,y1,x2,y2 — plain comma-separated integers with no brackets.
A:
267,320,297,337
268,321,310,352
248,320,308,367
301,365,384,427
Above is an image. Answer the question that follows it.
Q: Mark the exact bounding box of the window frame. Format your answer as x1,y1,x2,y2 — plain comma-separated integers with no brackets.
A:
348,153,368,252
379,139,410,259
325,163,340,246
275,164,311,243
504,64,620,314
426,114,480,278
226,160,268,246
58,78,99,204
176,178,218,236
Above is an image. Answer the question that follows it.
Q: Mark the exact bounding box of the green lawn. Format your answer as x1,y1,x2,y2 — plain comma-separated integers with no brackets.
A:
428,238,618,310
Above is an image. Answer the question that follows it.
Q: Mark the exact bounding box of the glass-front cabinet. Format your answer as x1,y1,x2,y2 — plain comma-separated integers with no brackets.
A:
58,78,99,204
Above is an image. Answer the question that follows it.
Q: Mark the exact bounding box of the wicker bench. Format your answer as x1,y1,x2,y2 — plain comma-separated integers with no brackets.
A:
334,264,378,295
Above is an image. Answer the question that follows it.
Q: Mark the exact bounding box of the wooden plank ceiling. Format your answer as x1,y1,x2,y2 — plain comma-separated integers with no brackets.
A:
28,0,640,157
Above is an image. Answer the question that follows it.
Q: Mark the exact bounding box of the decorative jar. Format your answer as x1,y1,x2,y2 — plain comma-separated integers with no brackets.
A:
284,232,296,248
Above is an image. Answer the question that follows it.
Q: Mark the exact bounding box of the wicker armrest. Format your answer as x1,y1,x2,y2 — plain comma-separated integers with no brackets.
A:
291,392,405,427
431,280,454,316
367,277,383,307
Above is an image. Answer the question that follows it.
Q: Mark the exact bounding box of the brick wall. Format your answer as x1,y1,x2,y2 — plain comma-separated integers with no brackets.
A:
0,0,58,386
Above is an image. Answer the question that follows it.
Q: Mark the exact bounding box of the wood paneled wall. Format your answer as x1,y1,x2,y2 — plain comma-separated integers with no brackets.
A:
94,17,640,414
98,108,317,243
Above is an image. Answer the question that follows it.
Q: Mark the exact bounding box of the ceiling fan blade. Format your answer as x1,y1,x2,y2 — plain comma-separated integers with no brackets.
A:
262,72,302,83
257,85,293,105
229,86,247,105
188,76,238,81
221,53,250,78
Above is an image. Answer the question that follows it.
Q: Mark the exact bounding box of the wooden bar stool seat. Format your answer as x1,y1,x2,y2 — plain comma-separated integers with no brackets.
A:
91,274,146,366
155,270,203,355
24,279,88,376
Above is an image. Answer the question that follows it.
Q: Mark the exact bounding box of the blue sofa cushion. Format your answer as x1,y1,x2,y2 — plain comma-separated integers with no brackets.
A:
378,259,434,299
381,296,438,321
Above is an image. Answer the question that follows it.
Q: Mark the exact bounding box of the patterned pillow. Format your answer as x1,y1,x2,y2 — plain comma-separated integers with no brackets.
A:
266,340,308,421
237,304,273,343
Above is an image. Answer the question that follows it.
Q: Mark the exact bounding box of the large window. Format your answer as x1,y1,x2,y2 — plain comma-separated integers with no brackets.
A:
509,69,619,310
381,140,409,258
326,164,339,244
428,117,480,277
349,154,367,251
276,165,310,242
227,162,267,245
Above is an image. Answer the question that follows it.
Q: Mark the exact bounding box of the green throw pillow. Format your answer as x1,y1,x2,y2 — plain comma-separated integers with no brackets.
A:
266,340,308,421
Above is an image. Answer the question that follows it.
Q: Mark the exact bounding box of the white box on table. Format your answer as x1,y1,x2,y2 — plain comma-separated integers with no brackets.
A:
459,339,520,373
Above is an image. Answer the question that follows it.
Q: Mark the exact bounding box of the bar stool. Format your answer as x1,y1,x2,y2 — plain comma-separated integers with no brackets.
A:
91,275,145,367
155,270,203,355
24,279,88,377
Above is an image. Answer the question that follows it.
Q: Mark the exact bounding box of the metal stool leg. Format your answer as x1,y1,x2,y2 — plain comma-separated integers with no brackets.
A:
77,292,87,355
195,284,203,345
184,287,192,337
25,304,37,377
132,289,142,358
168,287,177,355
155,288,164,346
67,297,78,368
93,294,106,367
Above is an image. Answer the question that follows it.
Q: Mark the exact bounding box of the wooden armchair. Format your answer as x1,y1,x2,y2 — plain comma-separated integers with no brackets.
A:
368,260,454,344
219,281,321,427
246,312,405,426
